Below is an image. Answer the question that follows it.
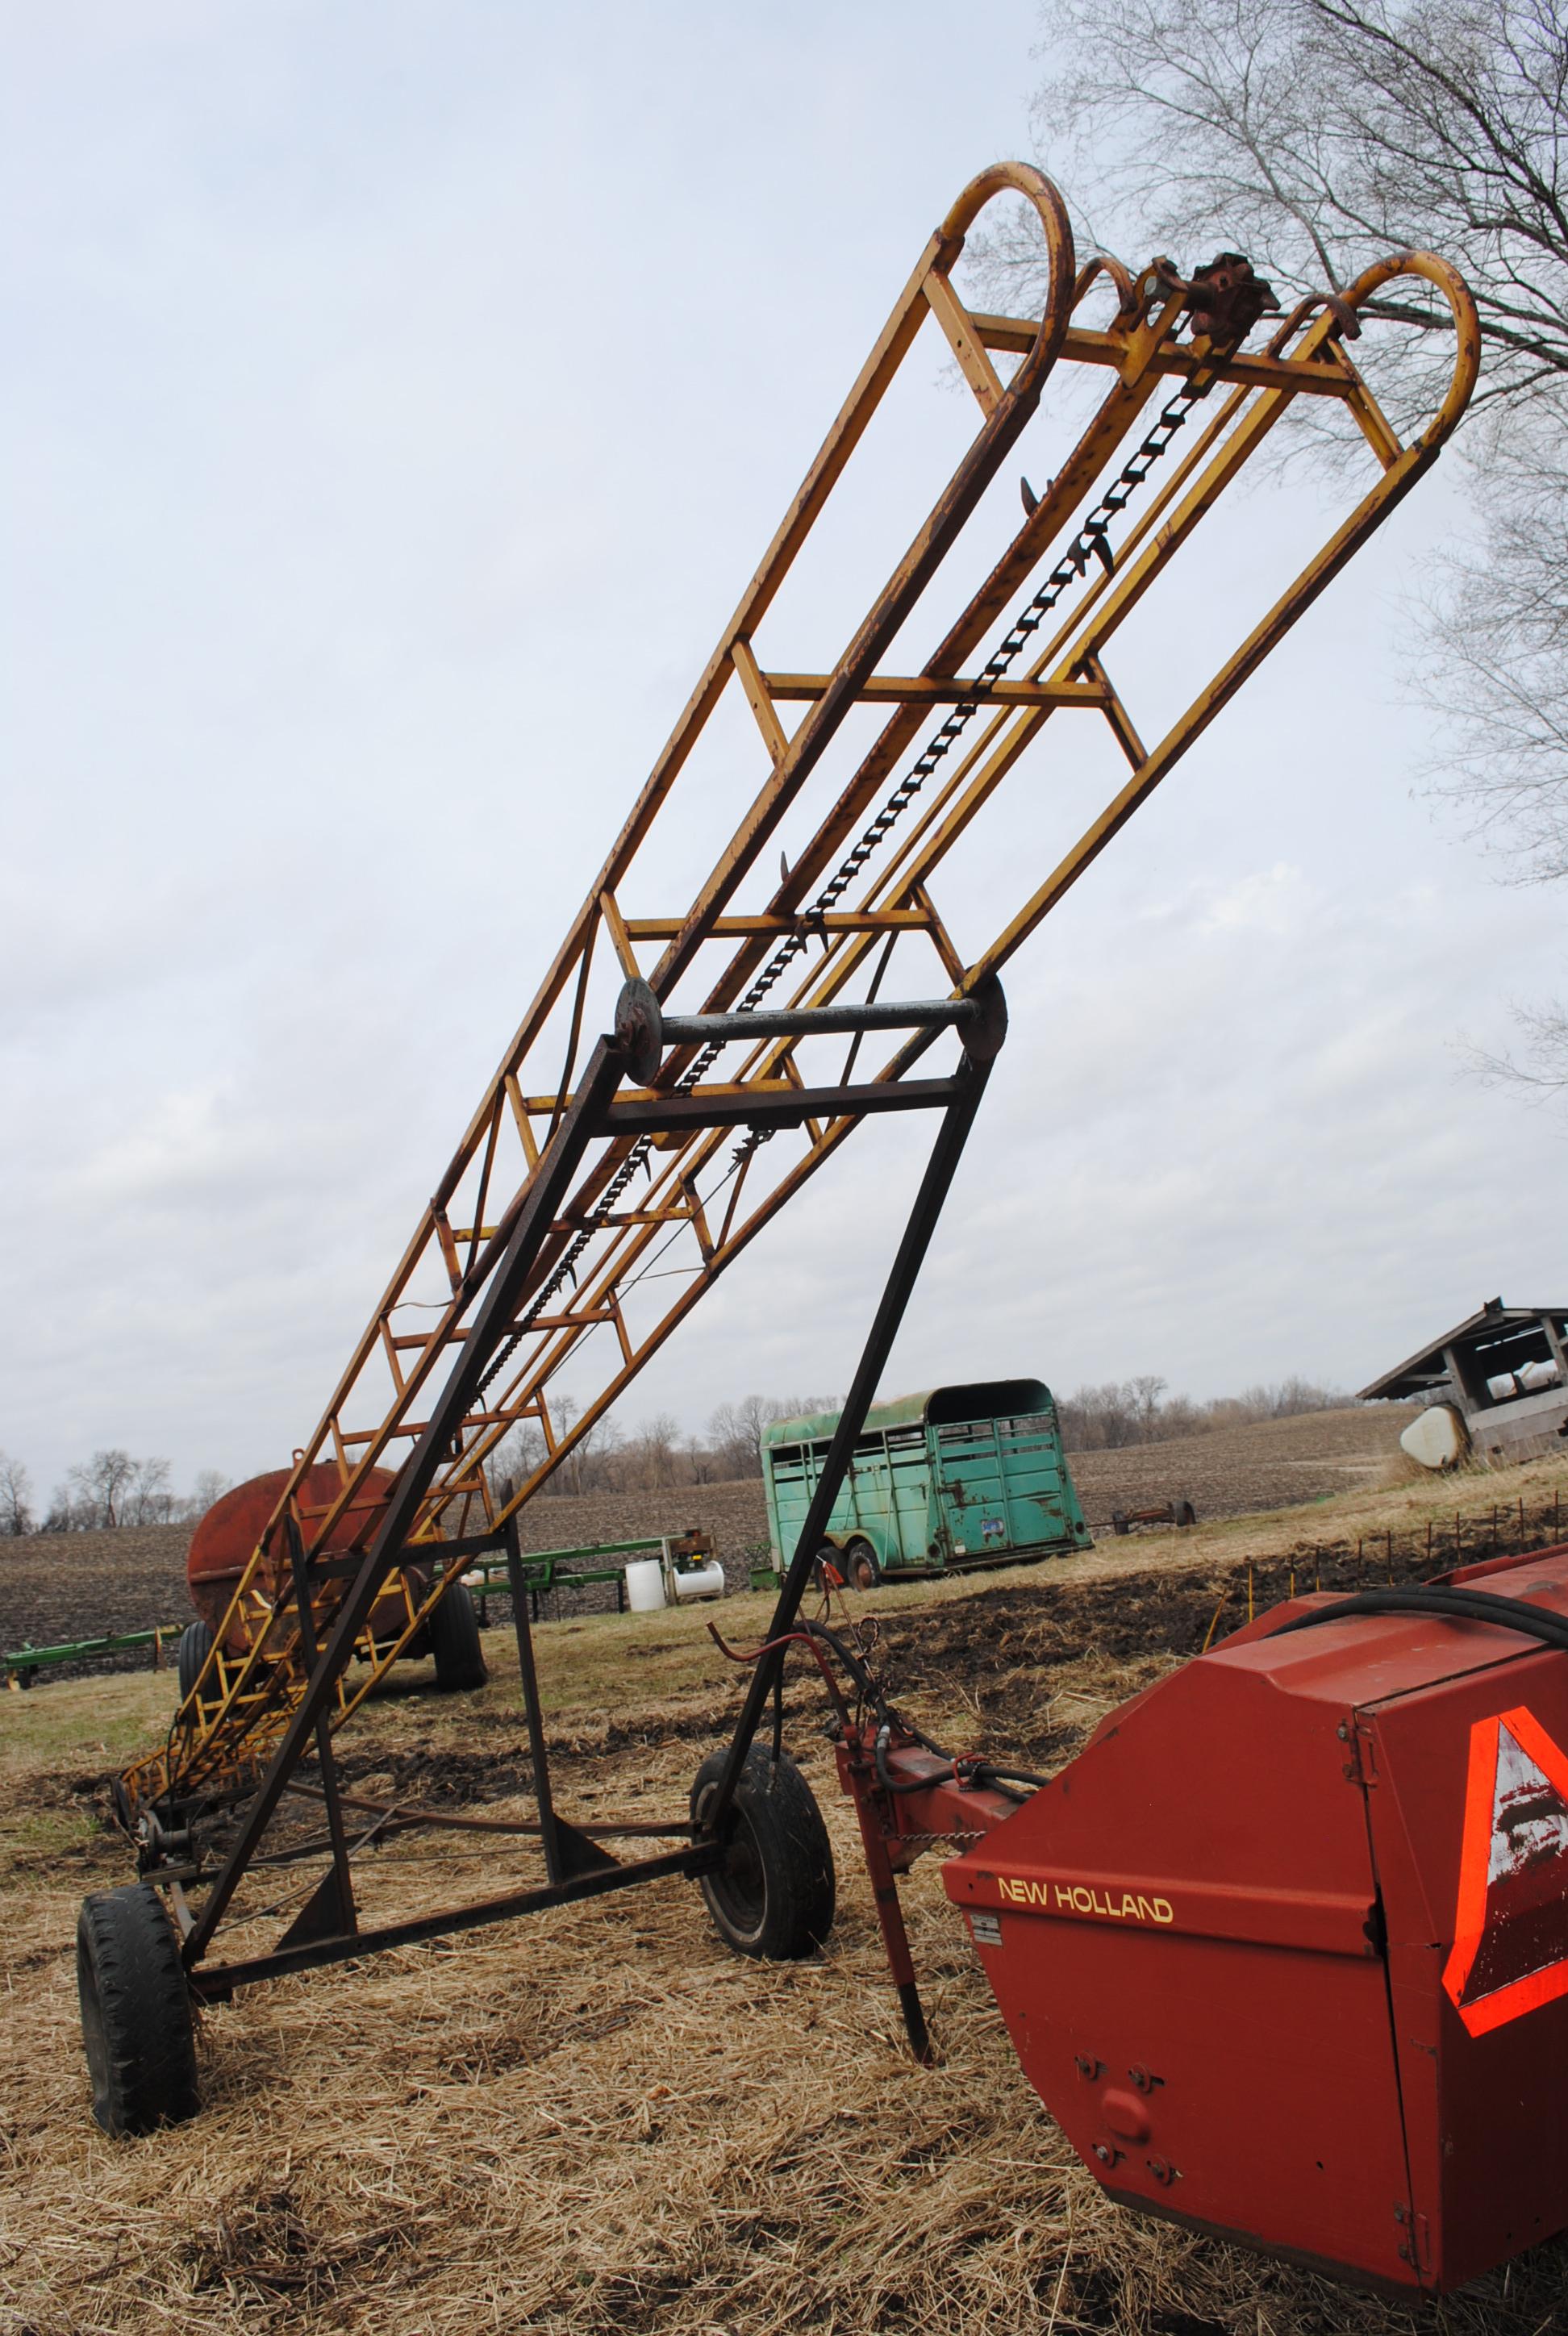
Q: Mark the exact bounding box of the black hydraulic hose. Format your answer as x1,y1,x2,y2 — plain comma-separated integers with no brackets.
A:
1267,1583,1568,1654
871,1721,1044,1801
801,1617,1046,1800
798,1616,882,1702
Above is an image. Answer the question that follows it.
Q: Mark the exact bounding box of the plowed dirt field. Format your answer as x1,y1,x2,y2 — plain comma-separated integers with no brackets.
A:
0,1409,1420,1678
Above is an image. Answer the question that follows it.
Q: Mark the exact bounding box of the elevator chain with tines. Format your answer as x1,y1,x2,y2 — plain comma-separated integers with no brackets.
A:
714,257,1281,1168
498,258,1284,1336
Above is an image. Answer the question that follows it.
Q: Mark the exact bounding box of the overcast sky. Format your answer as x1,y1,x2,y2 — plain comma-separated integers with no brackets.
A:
4,2,1562,1506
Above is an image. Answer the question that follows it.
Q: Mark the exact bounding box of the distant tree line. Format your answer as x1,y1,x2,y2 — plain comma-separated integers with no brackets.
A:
486,1392,840,1500
1054,1376,1349,1453
0,1449,231,1538
485,1376,1349,1491
0,1377,1352,1534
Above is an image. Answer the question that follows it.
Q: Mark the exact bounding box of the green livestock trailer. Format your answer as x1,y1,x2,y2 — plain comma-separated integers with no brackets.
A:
760,1379,1091,1589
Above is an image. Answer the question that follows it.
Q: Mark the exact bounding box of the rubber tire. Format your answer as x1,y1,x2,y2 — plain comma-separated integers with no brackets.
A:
77,1884,199,2136
176,1618,215,1700
428,1580,487,1692
690,1744,836,1960
1174,1500,1198,1529
844,1537,881,1591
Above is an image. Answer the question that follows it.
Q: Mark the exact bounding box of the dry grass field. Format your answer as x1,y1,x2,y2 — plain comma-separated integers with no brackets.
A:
4,1444,1568,2334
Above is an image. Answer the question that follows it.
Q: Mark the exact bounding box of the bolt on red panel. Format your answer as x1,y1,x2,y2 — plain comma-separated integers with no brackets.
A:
943,1546,1568,2294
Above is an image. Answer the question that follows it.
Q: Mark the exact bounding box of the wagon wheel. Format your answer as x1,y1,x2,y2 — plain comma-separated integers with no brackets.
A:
77,1883,199,2136
176,1618,215,1700
428,1580,487,1692
690,1745,836,1960
843,1537,881,1591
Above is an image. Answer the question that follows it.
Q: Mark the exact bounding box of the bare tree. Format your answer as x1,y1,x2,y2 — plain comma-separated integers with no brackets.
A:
534,1395,626,1497
707,1395,782,1478
41,1449,207,1530
995,0,1568,424
1420,409,1568,1087
628,1413,682,1490
186,1469,231,1521
487,1420,544,1501
988,0,1568,1082
65,1449,140,1529
707,1394,835,1477
686,1433,716,1486
0,1452,33,1537
124,1458,174,1526
1128,1374,1169,1437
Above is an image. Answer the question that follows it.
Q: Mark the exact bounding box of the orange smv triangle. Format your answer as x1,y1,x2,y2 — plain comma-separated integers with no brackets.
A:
1443,1704,1568,2039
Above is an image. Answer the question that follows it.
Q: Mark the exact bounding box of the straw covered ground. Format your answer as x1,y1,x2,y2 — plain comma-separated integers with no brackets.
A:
4,1449,1568,2335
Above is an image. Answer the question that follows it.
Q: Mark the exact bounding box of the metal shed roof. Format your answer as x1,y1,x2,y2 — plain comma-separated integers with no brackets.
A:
1359,1299,1568,1402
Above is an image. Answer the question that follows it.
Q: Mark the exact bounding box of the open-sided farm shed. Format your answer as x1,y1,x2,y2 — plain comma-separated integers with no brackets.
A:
1362,1297,1568,1466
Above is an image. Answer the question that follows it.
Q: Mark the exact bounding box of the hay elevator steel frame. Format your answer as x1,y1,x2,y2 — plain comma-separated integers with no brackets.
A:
107,162,1477,2017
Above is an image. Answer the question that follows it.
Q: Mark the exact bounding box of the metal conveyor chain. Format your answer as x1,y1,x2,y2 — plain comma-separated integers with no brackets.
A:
501,319,1251,1351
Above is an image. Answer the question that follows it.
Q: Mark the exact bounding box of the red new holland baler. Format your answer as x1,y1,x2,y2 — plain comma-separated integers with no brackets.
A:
828,1543,1568,2294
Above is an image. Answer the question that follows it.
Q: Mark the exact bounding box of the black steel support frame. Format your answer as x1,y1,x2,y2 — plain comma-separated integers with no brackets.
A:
171,987,1003,2001
282,1515,358,1943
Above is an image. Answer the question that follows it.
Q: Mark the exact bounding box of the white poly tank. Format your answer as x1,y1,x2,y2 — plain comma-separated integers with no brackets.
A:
623,1557,667,1612
669,1558,726,1603
1400,1403,1470,1471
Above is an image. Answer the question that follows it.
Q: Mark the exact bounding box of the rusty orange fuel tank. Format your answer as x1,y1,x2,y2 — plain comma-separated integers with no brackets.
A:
187,1465,404,1649
944,1545,1568,2293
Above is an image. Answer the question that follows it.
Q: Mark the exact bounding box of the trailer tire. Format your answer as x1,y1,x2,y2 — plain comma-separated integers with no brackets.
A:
844,1537,881,1591
77,1884,199,2136
690,1744,836,1960
176,1619,215,1700
428,1582,487,1693
1111,1511,1130,1537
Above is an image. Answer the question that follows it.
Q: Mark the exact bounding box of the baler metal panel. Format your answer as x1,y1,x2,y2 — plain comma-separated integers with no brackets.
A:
945,1650,1412,2285
945,1550,1568,2292
1359,1551,1568,2288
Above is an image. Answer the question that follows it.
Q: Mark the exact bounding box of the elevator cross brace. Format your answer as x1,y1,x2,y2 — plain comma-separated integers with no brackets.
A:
174,985,1003,1996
